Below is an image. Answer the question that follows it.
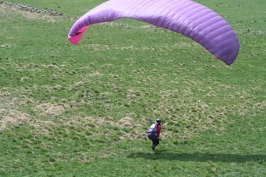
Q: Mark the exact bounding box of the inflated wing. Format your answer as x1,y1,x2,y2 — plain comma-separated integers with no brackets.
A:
68,0,240,65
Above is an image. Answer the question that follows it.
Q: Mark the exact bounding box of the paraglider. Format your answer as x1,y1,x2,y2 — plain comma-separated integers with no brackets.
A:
147,119,162,151
68,0,239,65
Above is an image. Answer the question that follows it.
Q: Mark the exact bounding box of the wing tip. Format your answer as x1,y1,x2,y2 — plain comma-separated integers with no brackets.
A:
68,26,89,45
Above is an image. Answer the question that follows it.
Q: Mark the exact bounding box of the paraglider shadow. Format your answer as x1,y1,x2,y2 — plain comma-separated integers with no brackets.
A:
127,151,266,164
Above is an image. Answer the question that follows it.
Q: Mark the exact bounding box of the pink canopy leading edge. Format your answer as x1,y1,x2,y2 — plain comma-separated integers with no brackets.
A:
68,0,239,65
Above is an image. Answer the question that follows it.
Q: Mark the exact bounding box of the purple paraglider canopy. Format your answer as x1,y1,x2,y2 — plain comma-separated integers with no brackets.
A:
68,0,239,65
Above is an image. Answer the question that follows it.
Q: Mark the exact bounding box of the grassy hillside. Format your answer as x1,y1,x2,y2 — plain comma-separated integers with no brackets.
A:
1,0,266,176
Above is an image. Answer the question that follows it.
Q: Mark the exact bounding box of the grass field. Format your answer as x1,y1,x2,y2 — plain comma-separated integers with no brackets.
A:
0,0,266,176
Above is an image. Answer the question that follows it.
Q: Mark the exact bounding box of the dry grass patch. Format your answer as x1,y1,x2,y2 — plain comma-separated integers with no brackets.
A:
0,3,65,22
99,22,132,29
0,110,31,131
117,117,133,128
30,120,56,136
0,4,38,20
34,103,66,118
29,115,141,141
0,94,36,131
0,91,10,97
86,42,195,51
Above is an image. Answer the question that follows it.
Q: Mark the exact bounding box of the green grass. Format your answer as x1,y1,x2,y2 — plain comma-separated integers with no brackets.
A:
1,0,266,176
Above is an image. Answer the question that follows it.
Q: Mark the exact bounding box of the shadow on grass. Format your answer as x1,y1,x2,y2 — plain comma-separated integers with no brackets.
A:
127,150,266,163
